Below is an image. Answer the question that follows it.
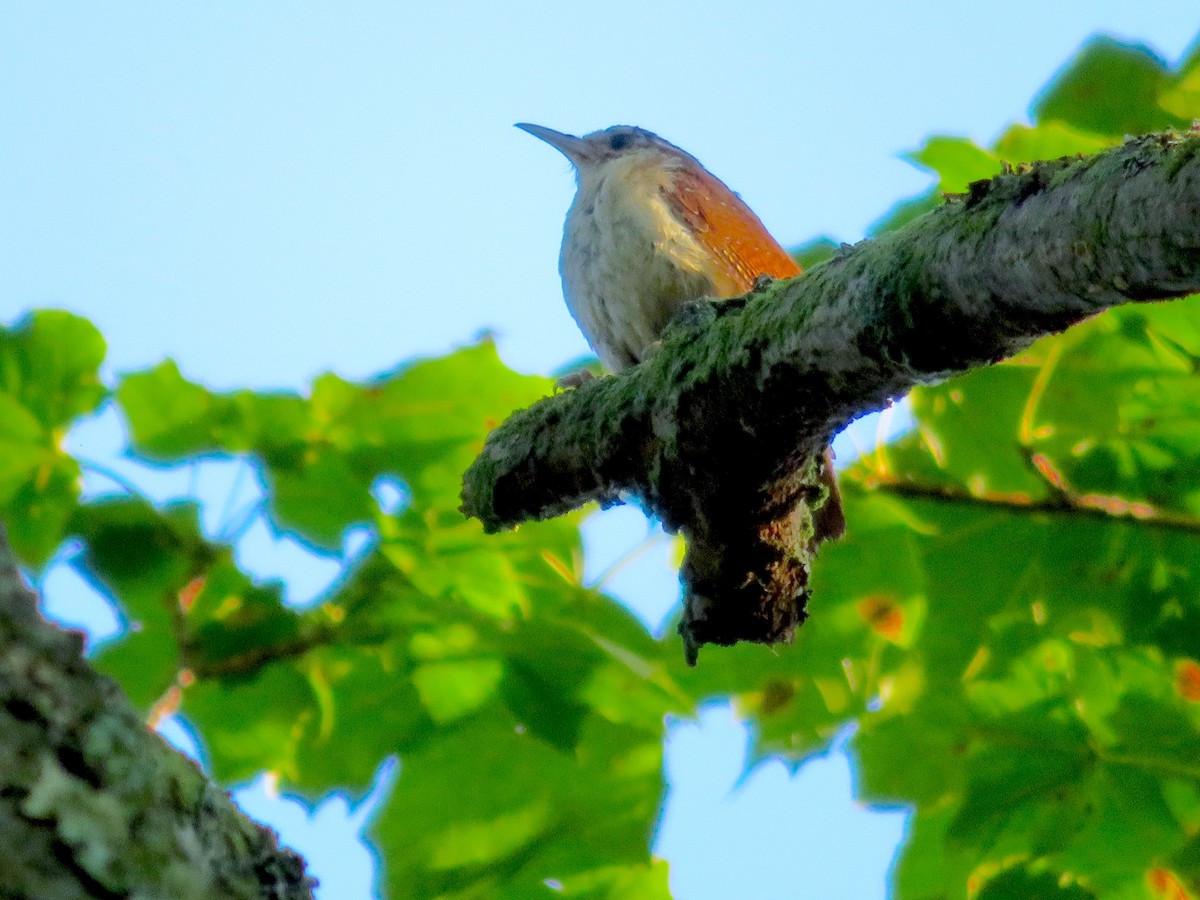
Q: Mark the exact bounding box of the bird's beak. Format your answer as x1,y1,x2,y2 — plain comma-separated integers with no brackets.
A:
516,123,591,166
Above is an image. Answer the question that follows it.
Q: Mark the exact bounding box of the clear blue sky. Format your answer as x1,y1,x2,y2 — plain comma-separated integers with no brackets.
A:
3,4,1198,898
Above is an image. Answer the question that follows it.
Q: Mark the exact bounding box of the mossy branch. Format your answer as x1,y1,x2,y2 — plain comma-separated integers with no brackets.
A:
0,527,315,898
462,129,1200,662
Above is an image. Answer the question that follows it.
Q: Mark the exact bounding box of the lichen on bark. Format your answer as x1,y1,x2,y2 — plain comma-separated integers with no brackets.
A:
0,526,314,899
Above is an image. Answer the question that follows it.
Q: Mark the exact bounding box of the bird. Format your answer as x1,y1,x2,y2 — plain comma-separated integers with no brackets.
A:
516,122,845,543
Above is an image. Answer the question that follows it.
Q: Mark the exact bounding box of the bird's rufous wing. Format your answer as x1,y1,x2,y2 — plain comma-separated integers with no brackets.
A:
663,165,802,299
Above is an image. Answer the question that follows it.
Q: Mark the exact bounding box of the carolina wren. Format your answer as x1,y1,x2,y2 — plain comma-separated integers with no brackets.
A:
518,123,845,542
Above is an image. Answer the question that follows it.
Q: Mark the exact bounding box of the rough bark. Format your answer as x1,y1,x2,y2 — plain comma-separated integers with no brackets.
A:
0,526,314,899
461,129,1200,663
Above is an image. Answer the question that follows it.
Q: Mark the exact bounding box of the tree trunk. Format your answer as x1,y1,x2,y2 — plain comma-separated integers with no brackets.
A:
0,527,314,899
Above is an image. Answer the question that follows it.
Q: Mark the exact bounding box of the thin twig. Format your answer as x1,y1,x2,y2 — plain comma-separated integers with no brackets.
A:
861,474,1200,534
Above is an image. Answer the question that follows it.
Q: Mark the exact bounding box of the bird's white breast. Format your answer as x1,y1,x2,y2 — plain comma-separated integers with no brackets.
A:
559,152,717,372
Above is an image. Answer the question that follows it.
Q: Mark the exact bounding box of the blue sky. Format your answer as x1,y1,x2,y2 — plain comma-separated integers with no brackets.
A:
3,4,1198,898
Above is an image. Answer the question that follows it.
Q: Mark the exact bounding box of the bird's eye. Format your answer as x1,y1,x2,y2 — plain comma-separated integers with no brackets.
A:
609,132,632,151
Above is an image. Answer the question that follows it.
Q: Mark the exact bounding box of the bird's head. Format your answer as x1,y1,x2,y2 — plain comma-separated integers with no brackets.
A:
516,123,695,183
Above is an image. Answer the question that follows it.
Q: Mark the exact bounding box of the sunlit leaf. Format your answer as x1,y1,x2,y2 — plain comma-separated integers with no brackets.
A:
0,311,106,565
0,310,106,429
905,136,1000,193
1032,35,1187,135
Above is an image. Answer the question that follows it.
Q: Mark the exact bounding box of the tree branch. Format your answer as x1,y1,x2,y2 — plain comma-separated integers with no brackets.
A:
462,129,1200,662
862,474,1200,534
0,527,314,898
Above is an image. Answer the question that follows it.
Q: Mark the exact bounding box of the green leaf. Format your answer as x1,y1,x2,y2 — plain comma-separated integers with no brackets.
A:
889,806,960,900
992,120,1117,164
0,310,106,430
0,394,53,504
381,518,532,620
117,361,225,458
1168,832,1200,895
498,617,605,753
550,860,671,898
368,342,551,447
1056,765,1186,890
0,311,107,565
119,361,310,460
1032,35,1188,135
72,498,216,707
266,447,376,549
946,706,1092,853
905,136,1000,193
291,643,435,791
976,866,1095,900
182,661,317,784
371,710,664,899
182,560,307,672
413,657,505,723
6,455,83,567
789,236,838,270
316,341,553,508
1161,55,1200,120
